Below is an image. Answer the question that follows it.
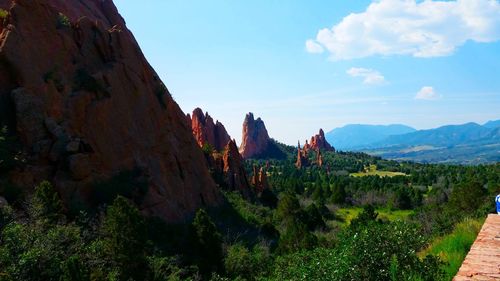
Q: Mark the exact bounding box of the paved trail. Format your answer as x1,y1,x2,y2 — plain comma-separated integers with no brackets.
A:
454,214,500,280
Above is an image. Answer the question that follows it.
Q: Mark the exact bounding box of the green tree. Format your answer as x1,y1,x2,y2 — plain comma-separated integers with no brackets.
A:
191,209,223,276
29,181,64,224
331,184,346,204
449,180,487,214
102,195,147,280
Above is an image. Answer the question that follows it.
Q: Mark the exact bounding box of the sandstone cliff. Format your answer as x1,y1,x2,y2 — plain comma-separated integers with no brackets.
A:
0,0,220,221
239,113,286,160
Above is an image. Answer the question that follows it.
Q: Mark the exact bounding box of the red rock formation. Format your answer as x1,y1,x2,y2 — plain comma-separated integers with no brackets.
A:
222,140,250,196
303,129,335,152
316,149,323,167
251,166,269,194
190,108,230,152
239,113,286,159
240,113,270,159
0,0,220,221
295,141,310,169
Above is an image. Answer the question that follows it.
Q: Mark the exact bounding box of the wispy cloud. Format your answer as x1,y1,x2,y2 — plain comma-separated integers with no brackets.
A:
415,86,440,100
347,67,386,85
306,0,500,60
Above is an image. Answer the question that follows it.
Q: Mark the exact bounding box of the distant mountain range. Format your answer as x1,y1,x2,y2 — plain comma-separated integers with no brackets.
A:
326,120,500,164
325,124,417,150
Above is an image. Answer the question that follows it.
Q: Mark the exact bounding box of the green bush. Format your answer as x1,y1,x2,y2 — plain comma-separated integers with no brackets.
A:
271,221,444,281
29,181,64,225
57,12,71,28
0,9,8,20
224,243,271,280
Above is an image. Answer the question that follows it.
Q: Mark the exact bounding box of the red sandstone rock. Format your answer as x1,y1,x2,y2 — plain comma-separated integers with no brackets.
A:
304,129,335,152
222,139,251,195
295,141,310,169
0,0,220,221
316,149,323,167
190,108,230,152
239,113,270,159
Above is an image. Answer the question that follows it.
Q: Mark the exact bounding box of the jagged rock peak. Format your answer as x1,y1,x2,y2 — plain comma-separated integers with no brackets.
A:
190,107,231,152
0,0,220,221
239,112,271,159
304,128,335,152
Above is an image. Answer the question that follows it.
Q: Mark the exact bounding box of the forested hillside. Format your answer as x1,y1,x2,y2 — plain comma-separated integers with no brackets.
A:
1,134,498,280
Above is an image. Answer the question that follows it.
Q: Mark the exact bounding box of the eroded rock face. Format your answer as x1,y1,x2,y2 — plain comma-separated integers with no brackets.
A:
190,108,230,152
295,141,309,169
239,113,286,160
239,113,269,159
0,0,220,221
222,140,251,196
304,129,335,152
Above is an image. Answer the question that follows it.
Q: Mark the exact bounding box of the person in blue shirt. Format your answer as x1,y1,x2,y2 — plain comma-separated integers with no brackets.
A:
497,194,500,215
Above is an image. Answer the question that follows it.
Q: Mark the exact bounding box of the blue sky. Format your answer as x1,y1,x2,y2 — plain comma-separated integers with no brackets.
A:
114,0,500,145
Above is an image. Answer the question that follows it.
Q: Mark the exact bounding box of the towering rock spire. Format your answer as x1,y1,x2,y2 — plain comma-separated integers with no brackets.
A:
239,113,286,160
239,113,270,159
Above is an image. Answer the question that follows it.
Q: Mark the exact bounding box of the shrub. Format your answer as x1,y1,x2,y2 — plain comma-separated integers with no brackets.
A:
29,181,64,224
0,9,8,20
224,243,271,280
57,12,71,28
271,221,444,281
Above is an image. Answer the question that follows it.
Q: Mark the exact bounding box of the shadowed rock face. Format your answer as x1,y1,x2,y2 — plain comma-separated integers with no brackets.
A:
222,140,251,196
0,0,220,221
190,108,230,152
187,108,251,196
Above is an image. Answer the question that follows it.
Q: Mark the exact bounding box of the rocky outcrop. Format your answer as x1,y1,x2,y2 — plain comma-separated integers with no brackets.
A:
295,141,310,169
0,0,220,221
303,129,335,152
190,108,230,152
239,113,286,160
250,166,269,194
188,108,251,196
296,142,324,169
221,140,250,196
316,149,323,167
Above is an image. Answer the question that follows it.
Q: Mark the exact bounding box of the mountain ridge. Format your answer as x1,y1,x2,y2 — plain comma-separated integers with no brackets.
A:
326,120,500,164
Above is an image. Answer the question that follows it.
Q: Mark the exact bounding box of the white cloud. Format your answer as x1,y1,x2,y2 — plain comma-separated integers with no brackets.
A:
347,67,386,85
307,0,500,60
415,86,439,100
305,39,324,53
